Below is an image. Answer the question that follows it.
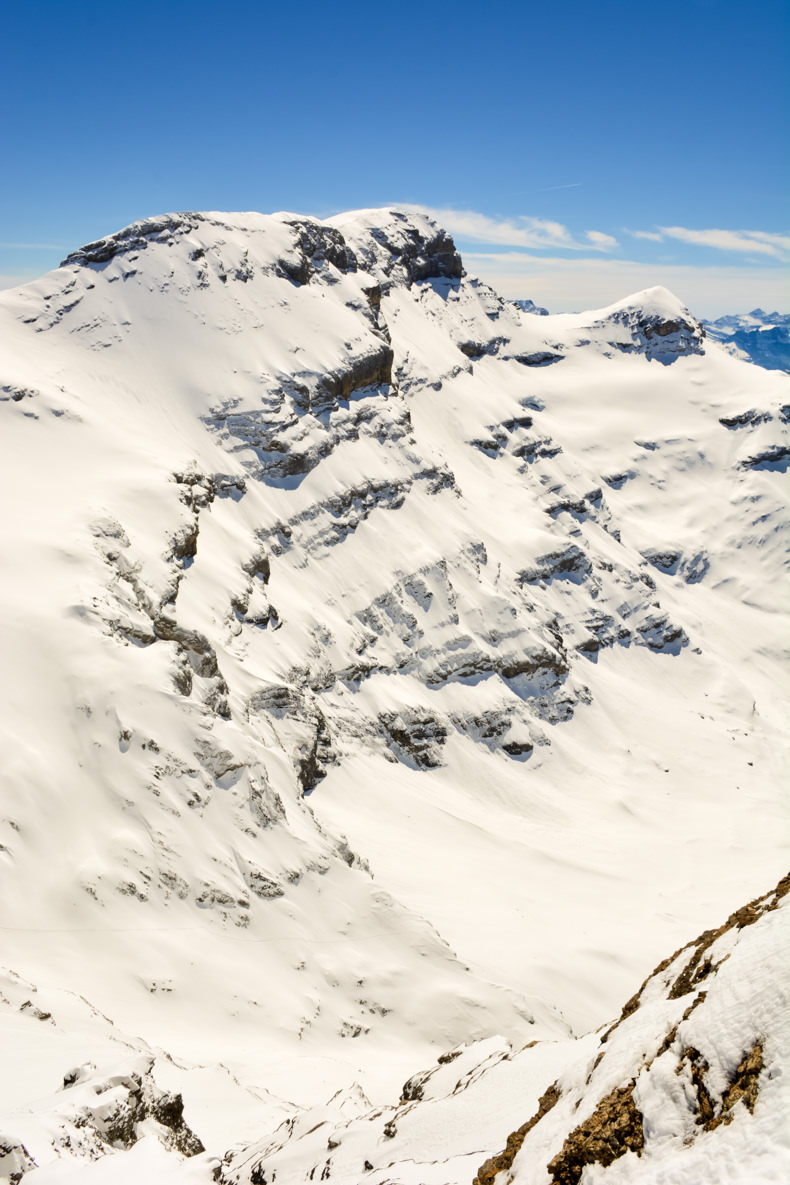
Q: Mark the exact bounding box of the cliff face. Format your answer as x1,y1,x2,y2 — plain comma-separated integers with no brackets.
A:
0,207,788,1181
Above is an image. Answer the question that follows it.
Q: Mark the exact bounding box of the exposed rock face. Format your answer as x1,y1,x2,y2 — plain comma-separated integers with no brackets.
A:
518,542,591,584
379,707,450,769
0,1138,36,1183
60,213,204,267
1,1055,204,1178
331,207,464,290
544,1083,644,1184
60,210,361,292
579,287,706,360
474,1083,562,1185
278,217,358,284
739,442,790,470
57,1058,205,1158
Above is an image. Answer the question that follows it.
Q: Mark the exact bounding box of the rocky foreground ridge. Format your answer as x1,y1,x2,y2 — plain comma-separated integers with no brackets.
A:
221,872,790,1184
0,207,788,1181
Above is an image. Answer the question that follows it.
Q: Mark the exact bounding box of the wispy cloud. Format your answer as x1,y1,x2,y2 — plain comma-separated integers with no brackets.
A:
502,182,583,197
462,250,790,318
405,205,618,252
660,227,790,258
0,242,64,250
586,230,618,249
627,226,790,259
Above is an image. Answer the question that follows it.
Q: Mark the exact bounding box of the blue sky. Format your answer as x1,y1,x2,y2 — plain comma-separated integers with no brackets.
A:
2,0,788,315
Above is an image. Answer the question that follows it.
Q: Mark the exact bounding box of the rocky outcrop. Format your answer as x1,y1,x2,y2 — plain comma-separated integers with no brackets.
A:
63,1058,205,1157
0,1138,36,1183
469,413,564,463
220,874,789,1183
2,1056,204,1180
379,708,450,769
277,218,358,284
330,207,463,290
518,543,592,584
61,211,361,294
60,213,203,267
577,287,706,360
641,546,710,583
248,684,336,794
474,872,789,1185
203,343,402,483
719,407,773,428
314,340,394,404
739,442,790,470
474,1083,562,1185
544,1082,644,1184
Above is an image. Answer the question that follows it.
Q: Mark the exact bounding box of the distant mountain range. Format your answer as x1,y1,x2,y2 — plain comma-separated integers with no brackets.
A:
703,308,790,373
512,298,549,316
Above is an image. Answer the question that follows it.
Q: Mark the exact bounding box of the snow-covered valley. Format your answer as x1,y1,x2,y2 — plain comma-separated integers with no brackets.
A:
1,208,788,1183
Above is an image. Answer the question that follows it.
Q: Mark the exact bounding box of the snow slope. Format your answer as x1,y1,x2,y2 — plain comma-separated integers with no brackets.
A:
0,207,788,1180
221,873,790,1184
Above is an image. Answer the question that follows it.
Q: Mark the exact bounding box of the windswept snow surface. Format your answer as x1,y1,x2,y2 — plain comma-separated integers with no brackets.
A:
0,207,788,1181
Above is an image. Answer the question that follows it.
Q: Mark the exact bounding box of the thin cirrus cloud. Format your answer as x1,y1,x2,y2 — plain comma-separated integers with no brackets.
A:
0,242,65,250
629,230,663,243
406,206,619,252
628,226,790,259
461,251,790,318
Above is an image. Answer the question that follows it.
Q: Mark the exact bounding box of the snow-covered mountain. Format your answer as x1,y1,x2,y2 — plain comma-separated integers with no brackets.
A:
703,308,790,373
512,299,549,317
1,208,788,1183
